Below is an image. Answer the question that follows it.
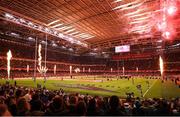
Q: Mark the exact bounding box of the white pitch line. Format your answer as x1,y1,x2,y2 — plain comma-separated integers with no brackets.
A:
143,80,157,97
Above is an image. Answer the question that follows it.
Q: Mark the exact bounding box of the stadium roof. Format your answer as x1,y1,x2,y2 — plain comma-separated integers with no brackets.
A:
0,0,180,56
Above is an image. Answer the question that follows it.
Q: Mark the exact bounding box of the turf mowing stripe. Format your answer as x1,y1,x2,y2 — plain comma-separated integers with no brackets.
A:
143,80,157,97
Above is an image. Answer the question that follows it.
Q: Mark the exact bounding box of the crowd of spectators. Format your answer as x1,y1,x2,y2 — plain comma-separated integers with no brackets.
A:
0,82,179,116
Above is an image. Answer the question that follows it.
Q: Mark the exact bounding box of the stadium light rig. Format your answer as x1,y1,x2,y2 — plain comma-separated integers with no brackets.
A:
7,50,12,80
4,13,88,48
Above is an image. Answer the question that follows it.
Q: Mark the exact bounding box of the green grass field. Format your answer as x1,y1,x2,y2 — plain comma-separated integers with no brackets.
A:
0,76,180,99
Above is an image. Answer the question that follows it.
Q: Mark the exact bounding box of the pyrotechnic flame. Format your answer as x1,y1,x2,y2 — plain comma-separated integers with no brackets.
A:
111,68,113,72
70,66,72,74
38,44,42,68
122,66,125,75
37,44,48,74
7,50,12,79
27,65,29,72
136,67,139,72
159,56,164,76
74,68,80,73
54,65,56,75
37,66,48,74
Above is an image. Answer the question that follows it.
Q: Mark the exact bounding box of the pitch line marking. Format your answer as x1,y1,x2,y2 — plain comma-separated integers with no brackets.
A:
143,80,157,97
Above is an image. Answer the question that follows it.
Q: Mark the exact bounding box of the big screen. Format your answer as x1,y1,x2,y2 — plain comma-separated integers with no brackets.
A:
115,45,130,53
